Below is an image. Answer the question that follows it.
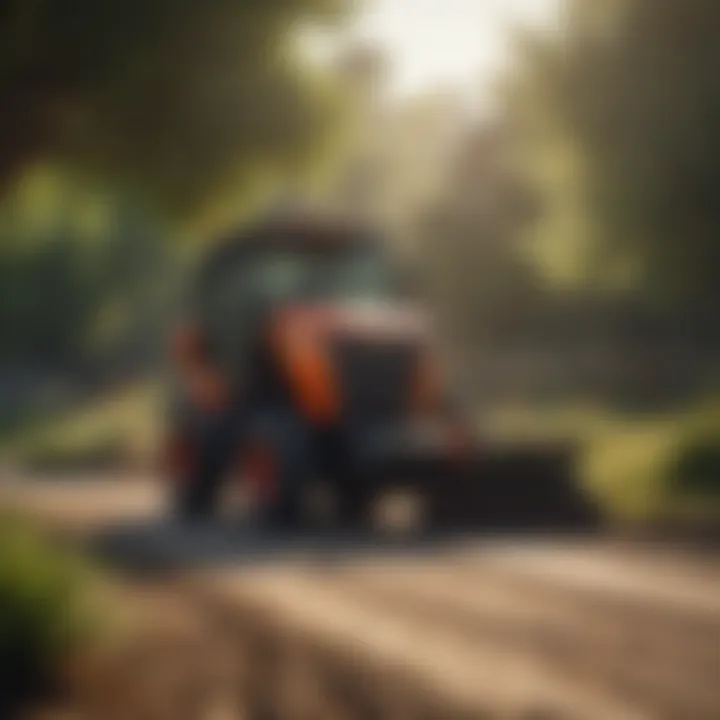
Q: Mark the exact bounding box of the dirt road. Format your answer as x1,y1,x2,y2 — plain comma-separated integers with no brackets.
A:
2,475,719,719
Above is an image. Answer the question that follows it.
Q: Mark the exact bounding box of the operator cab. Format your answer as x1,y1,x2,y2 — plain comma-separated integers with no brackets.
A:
195,215,412,322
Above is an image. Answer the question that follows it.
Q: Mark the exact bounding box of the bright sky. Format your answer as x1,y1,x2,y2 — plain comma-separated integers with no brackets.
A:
350,0,560,98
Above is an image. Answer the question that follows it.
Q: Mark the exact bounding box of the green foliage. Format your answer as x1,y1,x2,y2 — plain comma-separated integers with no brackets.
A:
581,400,720,520
0,229,101,366
665,403,720,499
0,518,102,703
0,0,352,221
582,417,682,520
0,175,180,383
672,440,720,498
415,125,543,355
505,0,720,307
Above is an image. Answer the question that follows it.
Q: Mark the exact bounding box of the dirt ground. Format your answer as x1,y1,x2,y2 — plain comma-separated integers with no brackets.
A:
3,476,720,720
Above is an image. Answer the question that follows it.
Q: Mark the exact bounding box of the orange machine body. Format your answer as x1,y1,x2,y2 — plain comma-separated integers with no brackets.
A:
270,303,440,426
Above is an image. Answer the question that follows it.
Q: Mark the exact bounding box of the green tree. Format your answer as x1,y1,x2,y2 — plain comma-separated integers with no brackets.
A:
506,0,720,308
0,0,351,222
413,123,546,399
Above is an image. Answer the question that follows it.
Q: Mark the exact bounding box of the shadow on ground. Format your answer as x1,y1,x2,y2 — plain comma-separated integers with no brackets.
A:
88,519,591,573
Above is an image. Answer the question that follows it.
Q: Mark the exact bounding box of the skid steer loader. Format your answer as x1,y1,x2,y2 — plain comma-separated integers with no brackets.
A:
163,209,599,532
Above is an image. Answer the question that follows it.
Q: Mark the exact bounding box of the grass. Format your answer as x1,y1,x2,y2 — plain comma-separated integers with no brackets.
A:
0,382,162,472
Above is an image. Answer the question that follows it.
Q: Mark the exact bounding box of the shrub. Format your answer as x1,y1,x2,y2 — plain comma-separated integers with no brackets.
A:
581,399,720,521
581,419,681,520
0,517,102,709
670,440,720,497
666,405,720,500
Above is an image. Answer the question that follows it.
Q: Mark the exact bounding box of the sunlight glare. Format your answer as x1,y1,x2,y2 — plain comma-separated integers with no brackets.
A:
351,0,559,98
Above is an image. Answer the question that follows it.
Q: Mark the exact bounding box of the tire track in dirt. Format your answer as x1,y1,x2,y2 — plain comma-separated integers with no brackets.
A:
310,561,720,719
198,568,655,719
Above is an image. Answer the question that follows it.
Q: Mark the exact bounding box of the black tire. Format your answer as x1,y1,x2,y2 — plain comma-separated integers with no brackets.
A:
335,482,371,529
246,414,309,531
172,474,221,523
164,400,225,524
336,482,431,536
260,450,305,529
262,492,304,529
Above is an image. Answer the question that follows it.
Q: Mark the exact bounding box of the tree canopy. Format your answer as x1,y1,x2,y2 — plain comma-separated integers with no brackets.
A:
0,0,351,222
506,0,720,308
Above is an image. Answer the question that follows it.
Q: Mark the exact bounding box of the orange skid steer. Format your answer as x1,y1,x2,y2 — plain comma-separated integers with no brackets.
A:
163,211,599,533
